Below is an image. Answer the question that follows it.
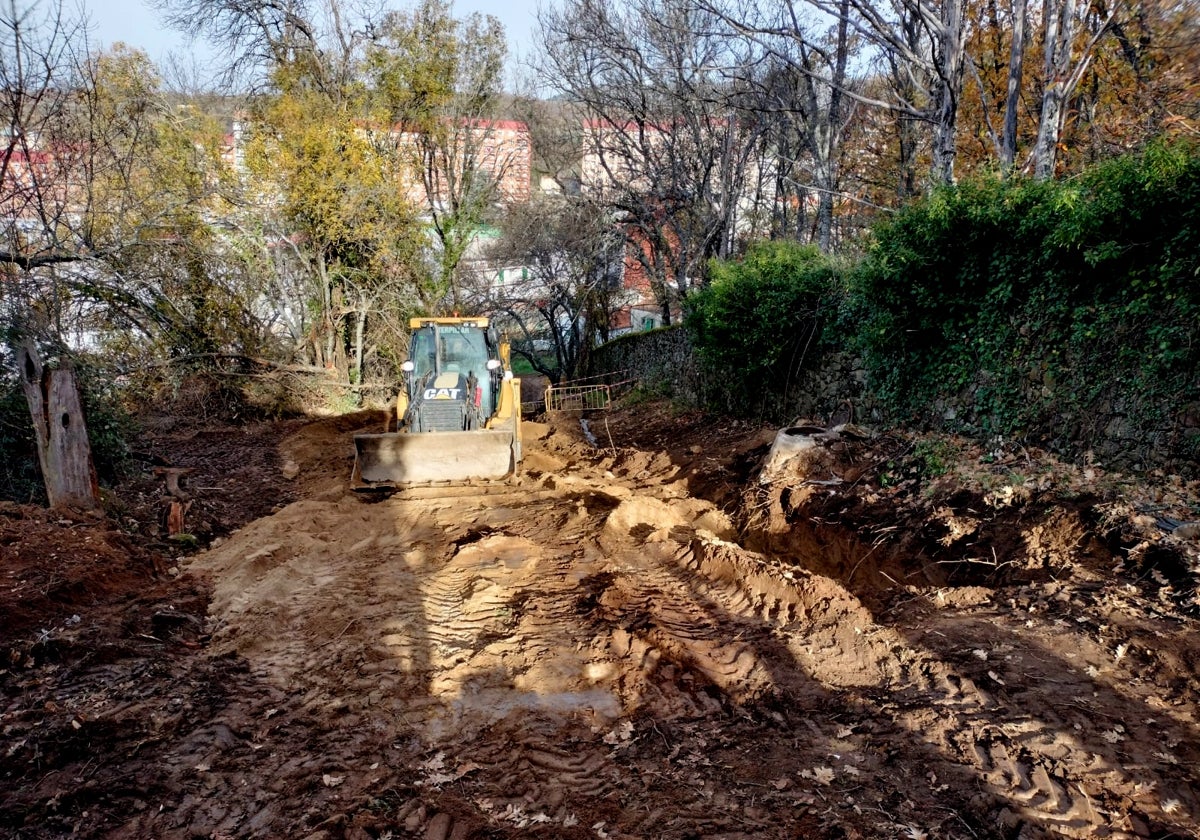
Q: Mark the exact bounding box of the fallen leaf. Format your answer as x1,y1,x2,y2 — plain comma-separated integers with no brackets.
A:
801,766,835,785
455,761,481,777
603,720,634,745
429,774,457,786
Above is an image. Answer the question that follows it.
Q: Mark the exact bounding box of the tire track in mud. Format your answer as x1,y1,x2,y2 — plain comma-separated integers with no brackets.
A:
587,443,1200,839
882,607,1200,839
177,421,1199,839
742,544,1200,834
187,463,877,835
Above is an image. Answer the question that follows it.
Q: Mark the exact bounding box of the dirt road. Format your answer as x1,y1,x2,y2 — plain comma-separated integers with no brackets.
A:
2,408,1198,839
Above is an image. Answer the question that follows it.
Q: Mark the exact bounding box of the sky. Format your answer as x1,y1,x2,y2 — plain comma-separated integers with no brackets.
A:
81,0,542,86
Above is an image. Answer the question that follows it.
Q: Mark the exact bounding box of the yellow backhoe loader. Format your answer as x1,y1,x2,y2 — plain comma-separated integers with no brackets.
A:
351,317,522,488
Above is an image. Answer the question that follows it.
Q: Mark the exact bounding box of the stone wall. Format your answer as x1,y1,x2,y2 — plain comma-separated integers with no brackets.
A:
589,326,876,424
590,327,703,403
589,326,1200,474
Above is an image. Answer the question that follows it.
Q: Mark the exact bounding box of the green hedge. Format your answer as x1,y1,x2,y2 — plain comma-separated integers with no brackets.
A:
0,377,42,503
851,139,1200,449
679,141,1200,463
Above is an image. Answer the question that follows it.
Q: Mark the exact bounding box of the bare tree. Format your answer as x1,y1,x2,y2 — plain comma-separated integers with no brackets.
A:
479,194,623,383
703,0,970,185
1,0,101,508
540,0,772,321
718,0,858,248
0,0,89,272
153,0,330,91
510,96,583,194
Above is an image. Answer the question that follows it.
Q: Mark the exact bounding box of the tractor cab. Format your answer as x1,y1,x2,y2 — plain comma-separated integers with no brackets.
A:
402,320,503,431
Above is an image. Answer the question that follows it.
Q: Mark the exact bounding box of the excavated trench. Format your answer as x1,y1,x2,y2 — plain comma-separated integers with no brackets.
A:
709,424,1119,608
587,416,1200,840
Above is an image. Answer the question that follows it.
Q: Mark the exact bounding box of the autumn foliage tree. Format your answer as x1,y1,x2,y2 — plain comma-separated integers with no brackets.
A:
160,0,512,389
242,65,423,382
554,0,1199,249
367,0,509,313
0,2,239,506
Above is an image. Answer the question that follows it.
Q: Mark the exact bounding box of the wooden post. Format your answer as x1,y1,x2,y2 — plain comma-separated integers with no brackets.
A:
17,340,101,511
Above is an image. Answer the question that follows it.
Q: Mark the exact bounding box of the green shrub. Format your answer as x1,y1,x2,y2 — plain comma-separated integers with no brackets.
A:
79,368,135,487
0,375,42,503
685,241,840,417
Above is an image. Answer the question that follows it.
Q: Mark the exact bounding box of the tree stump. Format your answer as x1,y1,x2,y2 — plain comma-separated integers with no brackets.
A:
153,467,194,537
17,340,100,511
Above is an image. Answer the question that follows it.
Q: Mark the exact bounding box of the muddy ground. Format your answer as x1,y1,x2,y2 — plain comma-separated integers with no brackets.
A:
2,402,1198,839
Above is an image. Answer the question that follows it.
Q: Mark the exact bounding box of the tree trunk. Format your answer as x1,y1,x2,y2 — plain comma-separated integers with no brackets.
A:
931,0,967,184
331,282,349,378
815,0,850,252
17,340,100,511
353,301,368,406
1034,0,1074,179
1034,0,1112,179
1001,0,1029,174
318,251,334,370
898,113,920,198
894,7,923,199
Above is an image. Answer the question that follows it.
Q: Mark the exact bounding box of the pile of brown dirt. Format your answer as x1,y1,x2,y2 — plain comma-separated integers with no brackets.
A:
2,401,1199,839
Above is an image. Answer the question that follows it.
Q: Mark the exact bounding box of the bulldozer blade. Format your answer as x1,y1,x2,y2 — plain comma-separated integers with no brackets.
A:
352,430,516,488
